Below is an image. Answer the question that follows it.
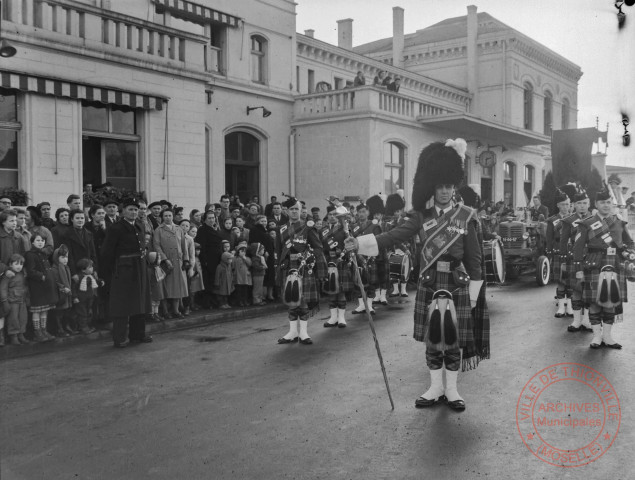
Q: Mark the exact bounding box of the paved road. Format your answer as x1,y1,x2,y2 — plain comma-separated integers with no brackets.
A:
1,278,634,479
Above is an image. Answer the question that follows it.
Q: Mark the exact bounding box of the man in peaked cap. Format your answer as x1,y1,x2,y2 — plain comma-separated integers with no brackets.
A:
559,184,593,334
346,139,486,411
276,196,327,345
546,185,575,319
573,184,635,349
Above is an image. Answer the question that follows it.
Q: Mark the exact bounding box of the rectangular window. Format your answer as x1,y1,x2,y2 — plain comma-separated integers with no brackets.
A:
0,89,20,189
251,36,265,84
308,69,315,94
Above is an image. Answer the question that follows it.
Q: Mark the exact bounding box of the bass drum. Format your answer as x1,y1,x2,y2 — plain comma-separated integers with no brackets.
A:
483,239,506,284
388,253,411,283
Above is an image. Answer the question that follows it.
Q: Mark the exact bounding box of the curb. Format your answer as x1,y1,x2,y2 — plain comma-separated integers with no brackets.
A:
0,302,288,360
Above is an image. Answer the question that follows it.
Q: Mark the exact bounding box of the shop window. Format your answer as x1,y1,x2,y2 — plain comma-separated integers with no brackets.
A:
251,35,267,84
383,142,404,195
0,89,20,188
82,103,139,191
524,82,533,130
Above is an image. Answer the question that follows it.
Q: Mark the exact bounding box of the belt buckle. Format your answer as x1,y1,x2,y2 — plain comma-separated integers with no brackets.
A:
607,247,616,256
437,261,451,273
290,253,300,261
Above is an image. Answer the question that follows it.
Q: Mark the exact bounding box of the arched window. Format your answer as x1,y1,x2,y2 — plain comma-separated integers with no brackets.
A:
524,165,534,205
561,98,570,129
250,35,267,84
384,142,404,195
523,82,533,130
504,161,515,208
225,131,260,201
543,90,552,135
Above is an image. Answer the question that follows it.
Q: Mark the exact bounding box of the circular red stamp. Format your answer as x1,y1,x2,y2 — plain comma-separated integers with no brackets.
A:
516,362,620,467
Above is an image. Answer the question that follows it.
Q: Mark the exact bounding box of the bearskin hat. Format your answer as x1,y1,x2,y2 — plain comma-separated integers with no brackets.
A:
595,182,612,202
573,184,589,202
554,188,568,204
559,183,578,203
385,193,405,217
365,195,385,217
412,139,466,212
457,185,481,210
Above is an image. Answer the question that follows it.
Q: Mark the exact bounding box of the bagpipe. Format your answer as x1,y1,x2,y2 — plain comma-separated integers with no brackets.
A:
282,248,316,308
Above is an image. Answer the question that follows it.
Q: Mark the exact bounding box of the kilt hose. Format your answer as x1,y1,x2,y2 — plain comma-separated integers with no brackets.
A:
413,270,481,372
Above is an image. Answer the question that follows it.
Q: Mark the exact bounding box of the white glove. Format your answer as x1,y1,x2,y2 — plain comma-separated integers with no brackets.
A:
468,280,484,308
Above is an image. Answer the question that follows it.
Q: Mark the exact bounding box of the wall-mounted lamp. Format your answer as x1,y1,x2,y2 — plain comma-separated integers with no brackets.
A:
246,106,271,118
0,2,17,58
488,144,507,152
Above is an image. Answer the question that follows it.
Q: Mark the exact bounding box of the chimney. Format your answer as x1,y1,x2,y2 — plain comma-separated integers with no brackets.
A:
392,7,404,68
466,5,479,112
304,29,314,38
337,18,353,49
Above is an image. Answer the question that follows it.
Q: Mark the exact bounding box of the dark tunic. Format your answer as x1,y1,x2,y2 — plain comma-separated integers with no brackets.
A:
100,218,150,317
60,227,99,277
195,223,224,290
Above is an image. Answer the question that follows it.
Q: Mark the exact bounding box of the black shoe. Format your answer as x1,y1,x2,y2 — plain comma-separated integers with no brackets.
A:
567,325,581,332
323,322,338,328
113,342,129,348
446,398,466,411
277,337,298,344
388,292,400,297
554,313,565,318
130,336,153,344
415,395,445,408
380,301,388,306
299,337,313,345
351,309,364,315
602,341,622,349
337,323,346,328
580,325,593,332
566,313,574,318
401,293,409,297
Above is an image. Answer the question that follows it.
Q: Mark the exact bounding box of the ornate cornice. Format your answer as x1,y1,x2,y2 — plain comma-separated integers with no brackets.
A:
506,37,582,82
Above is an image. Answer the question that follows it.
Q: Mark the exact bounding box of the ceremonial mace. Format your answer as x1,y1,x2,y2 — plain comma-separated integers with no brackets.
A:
340,211,395,410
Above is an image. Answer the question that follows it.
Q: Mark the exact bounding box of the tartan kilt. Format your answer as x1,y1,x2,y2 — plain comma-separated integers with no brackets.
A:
550,254,563,282
337,260,355,293
355,255,378,286
562,256,578,290
583,267,629,305
279,260,321,306
413,271,478,370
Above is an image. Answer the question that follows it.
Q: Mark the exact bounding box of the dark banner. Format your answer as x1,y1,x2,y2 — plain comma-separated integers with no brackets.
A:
551,128,605,185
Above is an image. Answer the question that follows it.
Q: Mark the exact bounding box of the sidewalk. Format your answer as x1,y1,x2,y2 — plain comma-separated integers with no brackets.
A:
0,302,288,360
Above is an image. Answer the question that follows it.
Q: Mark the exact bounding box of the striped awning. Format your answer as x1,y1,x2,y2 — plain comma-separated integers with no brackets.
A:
0,70,166,110
153,0,241,27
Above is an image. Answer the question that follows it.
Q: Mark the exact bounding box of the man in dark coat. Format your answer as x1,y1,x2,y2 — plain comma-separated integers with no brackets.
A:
194,210,223,307
100,197,152,347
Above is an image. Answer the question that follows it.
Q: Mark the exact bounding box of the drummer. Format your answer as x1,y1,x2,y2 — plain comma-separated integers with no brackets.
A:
546,185,575,319
384,193,411,298
559,185,593,333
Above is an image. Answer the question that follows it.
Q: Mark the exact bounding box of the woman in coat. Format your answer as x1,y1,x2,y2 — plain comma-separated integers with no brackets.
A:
248,215,276,300
153,209,188,318
60,210,98,279
194,210,225,307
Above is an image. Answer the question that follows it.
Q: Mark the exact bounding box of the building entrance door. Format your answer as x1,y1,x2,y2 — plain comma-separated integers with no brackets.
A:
225,131,260,201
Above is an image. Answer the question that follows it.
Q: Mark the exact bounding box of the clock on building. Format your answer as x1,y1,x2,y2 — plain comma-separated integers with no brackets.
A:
478,150,497,168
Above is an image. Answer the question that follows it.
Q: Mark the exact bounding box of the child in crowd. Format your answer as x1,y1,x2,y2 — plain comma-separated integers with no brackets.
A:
0,253,29,346
73,258,101,334
147,251,166,322
25,234,58,341
248,242,268,306
189,243,204,311
51,245,75,337
214,252,234,309
222,240,231,254
233,242,252,307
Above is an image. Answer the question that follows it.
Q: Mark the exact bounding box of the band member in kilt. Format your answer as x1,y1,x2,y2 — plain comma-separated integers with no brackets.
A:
346,139,486,411
384,193,411,298
350,202,382,315
546,186,574,318
365,195,388,306
322,205,354,328
560,185,593,333
277,197,327,345
573,185,635,349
